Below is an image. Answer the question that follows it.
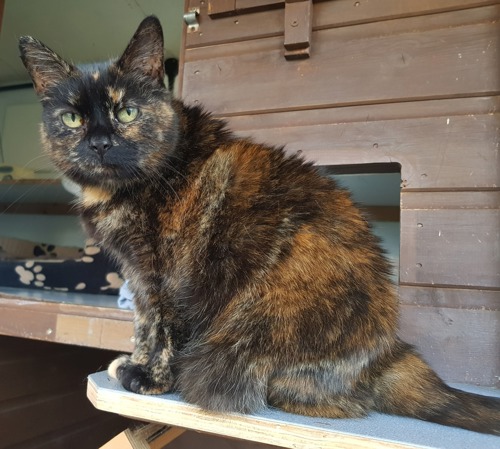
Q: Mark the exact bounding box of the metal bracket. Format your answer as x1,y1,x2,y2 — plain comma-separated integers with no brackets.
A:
183,8,200,33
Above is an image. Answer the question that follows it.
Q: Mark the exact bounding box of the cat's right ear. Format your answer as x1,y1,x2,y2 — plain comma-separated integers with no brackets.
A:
19,36,77,96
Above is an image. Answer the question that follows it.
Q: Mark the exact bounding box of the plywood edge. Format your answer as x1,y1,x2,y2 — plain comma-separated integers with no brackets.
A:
87,372,500,449
87,375,416,449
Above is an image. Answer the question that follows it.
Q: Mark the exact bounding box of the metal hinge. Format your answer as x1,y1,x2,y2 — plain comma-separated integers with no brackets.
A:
183,8,200,33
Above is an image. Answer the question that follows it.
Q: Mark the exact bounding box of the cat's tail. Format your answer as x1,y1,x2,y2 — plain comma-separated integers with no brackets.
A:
371,342,500,435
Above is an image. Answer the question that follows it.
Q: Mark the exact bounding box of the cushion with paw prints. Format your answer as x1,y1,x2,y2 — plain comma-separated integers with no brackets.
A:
0,238,123,294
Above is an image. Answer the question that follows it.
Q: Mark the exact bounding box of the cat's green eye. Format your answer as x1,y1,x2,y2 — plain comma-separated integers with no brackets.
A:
116,106,139,124
61,112,83,128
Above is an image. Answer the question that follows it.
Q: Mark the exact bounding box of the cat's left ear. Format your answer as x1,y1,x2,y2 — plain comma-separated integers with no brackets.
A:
117,16,165,86
19,36,78,96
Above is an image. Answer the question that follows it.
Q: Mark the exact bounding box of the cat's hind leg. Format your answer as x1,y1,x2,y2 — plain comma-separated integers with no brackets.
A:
267,362,372,419
176,341,270,413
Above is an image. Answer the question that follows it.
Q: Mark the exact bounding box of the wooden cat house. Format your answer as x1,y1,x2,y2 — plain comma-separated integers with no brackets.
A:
0,1,498,448
177,0,500,388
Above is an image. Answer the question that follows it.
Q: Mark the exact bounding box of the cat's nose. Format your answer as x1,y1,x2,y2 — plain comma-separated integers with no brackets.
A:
89,135,113,156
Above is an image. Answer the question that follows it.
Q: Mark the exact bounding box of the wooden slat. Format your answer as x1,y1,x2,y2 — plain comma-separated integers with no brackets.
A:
401,191,500,210
398,285,500,310
183,7,500,114
0,294,134,351
0,346,114,401
399,303,500,386
185,0,499,48
17,414,128,449
0,387,97,447
399,208,499,288
208,0,236,17
229,110,500,190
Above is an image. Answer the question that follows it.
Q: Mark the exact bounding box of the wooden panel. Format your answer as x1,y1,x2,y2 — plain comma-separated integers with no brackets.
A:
0,336,127,448
228,109,500,190
400,208,499,288
183,7,500,115
399,304,500,387
185,0,499,47
0,350,106,401
0,294,134,351
399,285,500,310
16,415,128,449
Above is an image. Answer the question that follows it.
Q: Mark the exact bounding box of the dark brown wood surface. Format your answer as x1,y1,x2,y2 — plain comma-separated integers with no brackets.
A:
186,0,499,47
0,335,127,448
180,0,500,386
227,107,500,190
183,6,500,115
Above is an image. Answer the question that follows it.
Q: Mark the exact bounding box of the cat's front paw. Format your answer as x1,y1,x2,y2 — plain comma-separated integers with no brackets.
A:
108,355,172,395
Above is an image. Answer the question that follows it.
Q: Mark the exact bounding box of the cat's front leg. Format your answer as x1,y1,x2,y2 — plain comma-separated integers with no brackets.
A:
108,308,175,395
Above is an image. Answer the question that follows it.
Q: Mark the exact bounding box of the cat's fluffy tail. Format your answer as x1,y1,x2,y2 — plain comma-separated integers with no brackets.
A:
372,343,500,435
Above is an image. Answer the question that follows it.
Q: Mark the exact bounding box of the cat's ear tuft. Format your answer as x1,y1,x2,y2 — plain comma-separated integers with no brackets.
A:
117,16,165,86
19,36,78,96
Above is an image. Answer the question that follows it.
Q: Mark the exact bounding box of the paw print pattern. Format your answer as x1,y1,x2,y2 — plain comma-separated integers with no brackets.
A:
6,238,122,295
15,261,48,288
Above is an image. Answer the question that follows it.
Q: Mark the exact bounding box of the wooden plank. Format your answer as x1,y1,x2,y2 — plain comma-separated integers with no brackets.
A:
399,303,500,386
284,0,313,59
0,343,117,401
398,285,500,310
183,7,500,115
185,0,499,48
399,208,499,288
226,96,500,128
22,414,129,449
230,112,500,190
88,371,500,449
401,191,500,210
208,0,236,17
0,387,97,447
103,424,186,449
0,294,134,351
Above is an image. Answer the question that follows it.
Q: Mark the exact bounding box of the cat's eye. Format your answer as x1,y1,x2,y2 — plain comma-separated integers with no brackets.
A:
61,112,84,128
116,106,139,124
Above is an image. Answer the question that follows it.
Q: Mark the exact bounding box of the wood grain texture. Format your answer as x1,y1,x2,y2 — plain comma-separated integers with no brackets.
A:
0,336,127,449
183,6,500,115
0,294,134,351
399,304,500,387
229,110,500,190
185,0,499,47
398,285,500,310
400,208,499,288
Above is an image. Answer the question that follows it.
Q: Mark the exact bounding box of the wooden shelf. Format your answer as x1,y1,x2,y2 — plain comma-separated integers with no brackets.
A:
0,288,133,351
0,178,77,215
88,371,500,449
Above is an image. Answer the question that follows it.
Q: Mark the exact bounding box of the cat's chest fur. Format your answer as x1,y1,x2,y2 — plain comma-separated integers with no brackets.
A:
79,185,171,289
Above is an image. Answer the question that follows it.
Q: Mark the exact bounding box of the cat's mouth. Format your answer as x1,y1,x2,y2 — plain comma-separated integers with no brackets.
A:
65,159,140,187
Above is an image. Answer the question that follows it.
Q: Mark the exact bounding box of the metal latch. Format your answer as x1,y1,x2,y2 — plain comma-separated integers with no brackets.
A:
183,8,200,33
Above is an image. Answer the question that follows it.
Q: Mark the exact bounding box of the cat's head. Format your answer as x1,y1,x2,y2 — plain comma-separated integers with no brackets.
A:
19,16,178,189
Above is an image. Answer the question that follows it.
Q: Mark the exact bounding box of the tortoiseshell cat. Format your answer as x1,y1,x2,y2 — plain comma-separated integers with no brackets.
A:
20,16,499,435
